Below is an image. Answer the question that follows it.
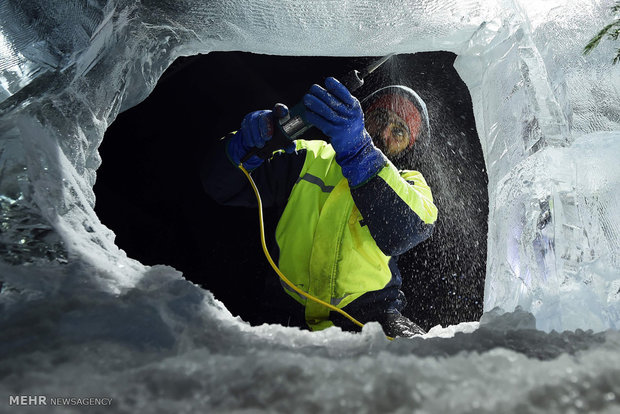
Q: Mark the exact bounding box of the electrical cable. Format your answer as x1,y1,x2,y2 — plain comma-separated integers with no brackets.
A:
239,163,394,340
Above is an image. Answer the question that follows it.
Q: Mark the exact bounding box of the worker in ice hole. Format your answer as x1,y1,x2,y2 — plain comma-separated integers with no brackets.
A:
202,77,437,337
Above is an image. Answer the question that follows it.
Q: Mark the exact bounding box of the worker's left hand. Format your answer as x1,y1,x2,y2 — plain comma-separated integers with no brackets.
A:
304,77,386,186
227,104,294,170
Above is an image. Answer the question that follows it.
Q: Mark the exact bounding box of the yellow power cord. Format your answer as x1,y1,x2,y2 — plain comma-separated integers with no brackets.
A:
239,164,394,340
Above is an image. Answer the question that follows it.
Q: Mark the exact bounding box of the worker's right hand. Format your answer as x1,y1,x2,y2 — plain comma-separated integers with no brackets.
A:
227,104,293,170
303,77,366,157
303,77,386,187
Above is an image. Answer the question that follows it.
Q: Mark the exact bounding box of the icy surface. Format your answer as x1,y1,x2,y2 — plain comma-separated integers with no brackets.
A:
1,0,620,412
488,131,620,332
1,262,619,413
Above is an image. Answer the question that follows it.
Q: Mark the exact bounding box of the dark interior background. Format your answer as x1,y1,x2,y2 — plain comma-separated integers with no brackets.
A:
94,52,488,331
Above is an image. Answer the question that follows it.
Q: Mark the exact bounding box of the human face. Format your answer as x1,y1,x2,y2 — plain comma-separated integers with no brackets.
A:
365,108,411,157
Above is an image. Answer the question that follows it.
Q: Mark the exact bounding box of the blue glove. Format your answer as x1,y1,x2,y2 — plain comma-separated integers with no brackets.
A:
303,77,387,187
227,104,293,170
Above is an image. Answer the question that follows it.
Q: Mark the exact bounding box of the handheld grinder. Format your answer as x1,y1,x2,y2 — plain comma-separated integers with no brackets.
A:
241,54,394,163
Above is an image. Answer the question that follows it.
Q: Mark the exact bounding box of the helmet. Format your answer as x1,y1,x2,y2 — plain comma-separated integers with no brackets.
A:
361,86,430,158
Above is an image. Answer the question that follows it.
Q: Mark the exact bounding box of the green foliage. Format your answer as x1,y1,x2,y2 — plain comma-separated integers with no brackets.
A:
583,1,620,64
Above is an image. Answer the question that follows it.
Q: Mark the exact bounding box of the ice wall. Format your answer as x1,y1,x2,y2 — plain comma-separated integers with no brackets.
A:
460,1,620,331
1,0,619,332
2,1,620,412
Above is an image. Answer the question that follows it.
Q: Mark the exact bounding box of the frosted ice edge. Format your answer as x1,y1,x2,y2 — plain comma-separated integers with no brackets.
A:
0,0,619,332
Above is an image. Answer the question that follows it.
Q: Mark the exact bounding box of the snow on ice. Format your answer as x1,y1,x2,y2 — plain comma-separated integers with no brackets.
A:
0,0,619,412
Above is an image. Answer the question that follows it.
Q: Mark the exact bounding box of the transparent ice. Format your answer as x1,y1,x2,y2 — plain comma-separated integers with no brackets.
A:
1,0,620,412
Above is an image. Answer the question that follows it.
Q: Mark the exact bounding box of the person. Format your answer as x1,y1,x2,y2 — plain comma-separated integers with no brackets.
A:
202,77,437,337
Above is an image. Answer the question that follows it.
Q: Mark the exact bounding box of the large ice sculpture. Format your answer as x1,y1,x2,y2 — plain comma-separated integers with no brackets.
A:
488,132,620,332
2,0,618,329
1,0,620,411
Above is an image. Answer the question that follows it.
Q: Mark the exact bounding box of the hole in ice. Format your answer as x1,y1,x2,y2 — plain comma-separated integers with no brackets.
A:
94,52,488,331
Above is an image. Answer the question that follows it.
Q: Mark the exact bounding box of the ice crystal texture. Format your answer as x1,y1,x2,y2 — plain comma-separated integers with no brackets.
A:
1,0,619,412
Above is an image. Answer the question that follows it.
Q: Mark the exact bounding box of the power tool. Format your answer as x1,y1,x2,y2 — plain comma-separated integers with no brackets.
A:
241,54,394,162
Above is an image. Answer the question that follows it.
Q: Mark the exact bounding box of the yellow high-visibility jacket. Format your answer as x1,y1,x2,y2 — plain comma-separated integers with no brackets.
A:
203,137,437,331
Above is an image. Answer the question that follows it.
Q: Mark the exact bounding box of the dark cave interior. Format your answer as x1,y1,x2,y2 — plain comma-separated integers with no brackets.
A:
94,51,488,331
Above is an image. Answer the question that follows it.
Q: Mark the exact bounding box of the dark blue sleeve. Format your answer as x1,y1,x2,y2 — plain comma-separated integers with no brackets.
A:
351,174,435,256
201,134,306,209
